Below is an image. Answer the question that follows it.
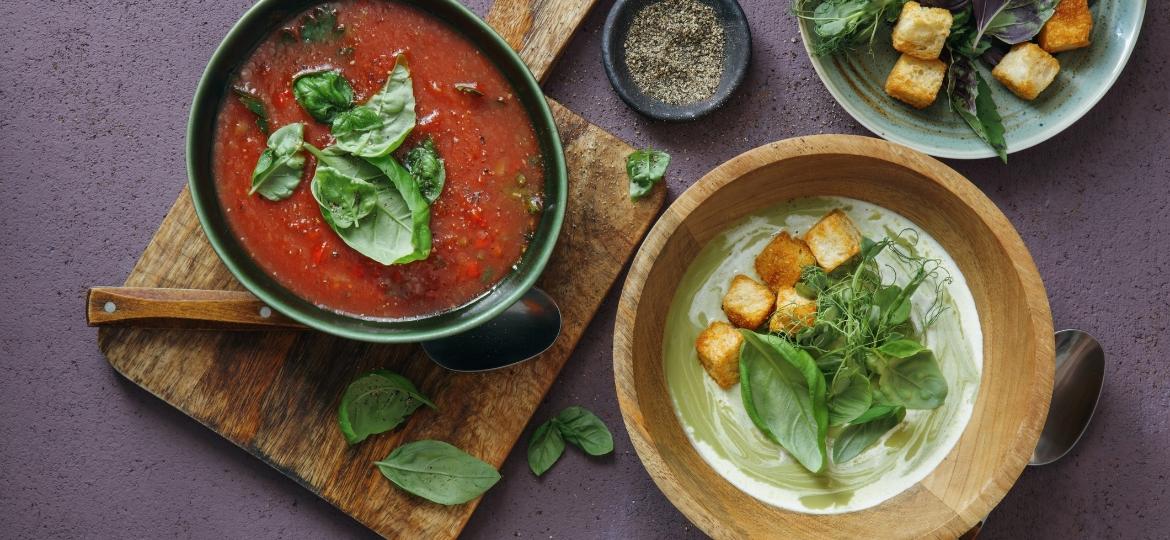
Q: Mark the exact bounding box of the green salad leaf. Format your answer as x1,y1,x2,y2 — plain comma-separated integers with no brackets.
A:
832,406,905,463
527,420,566,476
403,137,446,204
338,370,436,445
299,6,344,43
554,406,614,456
294,70,354,123
827,367,872,426
626,148,670,201
375,440,501,505
946,54,1008,162
249,123,306,201
739,331,829,473
332,56,415,158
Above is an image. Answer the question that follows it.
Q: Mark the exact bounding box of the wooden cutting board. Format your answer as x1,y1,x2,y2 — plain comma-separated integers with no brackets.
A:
96,1,665,537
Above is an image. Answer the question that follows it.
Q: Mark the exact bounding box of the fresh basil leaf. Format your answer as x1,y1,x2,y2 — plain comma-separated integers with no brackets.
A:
365,154,432,263
294,70,354,123
299,6,344,43
850,403,902,424
375,440,500,505
233,86,269,134
249,123,305,201
403,137,446,203
338,370,436,445
626,148,670,201
554,406,614,456
875,350,949,409
527,420,566,476
312,165,377,228
947,54,1008,162
832,406,905,463
305,143,383,182
332,56,415,158
739,331,829,473
972,0,1058,46
827,368,873,426
878,339,927,358
313,162,416,265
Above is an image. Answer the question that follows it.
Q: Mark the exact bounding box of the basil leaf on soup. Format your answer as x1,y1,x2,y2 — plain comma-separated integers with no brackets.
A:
832,406,905,464
338,370,436,445
827,367,873,426
232,85,269,134
298,5,344,43
312,164,414,265
527,419,566,476
305,143,383,182
403,137,446,203
626,148,670,201
874,350,949,410
312,165,378,228
375,440,501,505
739,331,829,473
332,56,415,158
294,70,354,123
553,406,614,456
365,154,432,263
249,123,306,201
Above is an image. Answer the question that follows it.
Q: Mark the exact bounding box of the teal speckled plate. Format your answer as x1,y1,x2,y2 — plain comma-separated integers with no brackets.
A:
799,1,1145,159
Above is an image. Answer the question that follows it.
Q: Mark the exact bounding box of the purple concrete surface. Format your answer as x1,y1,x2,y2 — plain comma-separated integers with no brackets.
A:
0,0,1166,538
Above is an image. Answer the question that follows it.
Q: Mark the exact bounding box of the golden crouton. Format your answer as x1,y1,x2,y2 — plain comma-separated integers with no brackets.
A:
992,43,1060,101
769,287,818,335
1039,0,1092,53
891,1,953,60
722,275,776,329
805,209,862,272
694,322,743,388
754,232,816,291
884,54,947,109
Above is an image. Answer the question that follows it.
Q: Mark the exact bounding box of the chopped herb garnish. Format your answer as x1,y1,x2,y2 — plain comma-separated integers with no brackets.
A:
232,85,270,135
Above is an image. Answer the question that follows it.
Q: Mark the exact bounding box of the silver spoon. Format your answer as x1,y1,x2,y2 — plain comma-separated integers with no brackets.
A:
1029,329,1105,466
421,287,562,372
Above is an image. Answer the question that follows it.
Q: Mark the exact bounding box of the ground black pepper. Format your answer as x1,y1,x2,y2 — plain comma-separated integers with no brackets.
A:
623,0,726,106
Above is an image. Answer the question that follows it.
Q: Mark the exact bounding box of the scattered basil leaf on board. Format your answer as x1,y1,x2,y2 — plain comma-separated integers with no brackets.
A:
311,165,378,228
294,70,354,123
874,351,949,409
626,148,670,201
338,370,436,445
233,86,269,134
299,6,344,43
946,55,1008,162
375,440,501,505
453,82,483,96
527,420,566,476
403,138,446,204
365,154,432,263
832,406,905,463
739,331,829,473
249,123,306,201
332,56,415,158
554,406,614,456
827,368,873,426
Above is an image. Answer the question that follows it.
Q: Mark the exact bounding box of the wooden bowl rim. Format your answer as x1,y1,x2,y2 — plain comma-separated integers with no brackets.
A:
612,134,1054,537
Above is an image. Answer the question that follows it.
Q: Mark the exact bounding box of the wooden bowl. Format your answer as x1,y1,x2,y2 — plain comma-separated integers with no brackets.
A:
613,135,1054,538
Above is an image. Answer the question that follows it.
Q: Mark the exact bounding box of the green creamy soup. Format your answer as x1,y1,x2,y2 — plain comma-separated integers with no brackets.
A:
663,197,982,514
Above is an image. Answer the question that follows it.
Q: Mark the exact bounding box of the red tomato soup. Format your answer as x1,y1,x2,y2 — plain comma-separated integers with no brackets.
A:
213,0,544,320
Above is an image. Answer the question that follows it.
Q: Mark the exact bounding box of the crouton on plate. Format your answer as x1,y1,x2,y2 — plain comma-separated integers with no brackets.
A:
1039,0,1092,53
754,231,816,290
885,54,947,109
993,43,1061,100
722,275,776,329
891,1,953,60
770,287,817,335
805,209,862,272
694,322,743,388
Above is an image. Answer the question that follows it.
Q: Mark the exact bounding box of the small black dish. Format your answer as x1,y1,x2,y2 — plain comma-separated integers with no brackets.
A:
601,0,751,122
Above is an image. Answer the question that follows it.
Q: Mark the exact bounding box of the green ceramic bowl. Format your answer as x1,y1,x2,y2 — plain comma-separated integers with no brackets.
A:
799,1,1145,159
186,0,566,343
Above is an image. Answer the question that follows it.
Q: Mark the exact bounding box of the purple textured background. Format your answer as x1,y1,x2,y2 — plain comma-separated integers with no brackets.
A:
1,0,1167,538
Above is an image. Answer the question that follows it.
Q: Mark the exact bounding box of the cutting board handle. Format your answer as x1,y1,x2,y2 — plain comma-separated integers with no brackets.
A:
86,287,305,330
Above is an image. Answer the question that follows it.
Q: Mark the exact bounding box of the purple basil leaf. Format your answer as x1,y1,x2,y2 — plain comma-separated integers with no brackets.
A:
980,40,1009,66
971,0,1058,45
946,54,1008,161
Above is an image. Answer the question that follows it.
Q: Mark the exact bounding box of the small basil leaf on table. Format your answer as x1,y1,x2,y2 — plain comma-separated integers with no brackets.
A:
294,70,354,123
232,86,269,134
626,148,670,201
312,165,377,228
874,350,949,409
332,56,415,158
365,154,432,264
527,419,566,476
338,370,436,445
827,367,873,426
553,406,614,456
375,440,501,505
249,123,306,201
403,137,446,204
298,5,344,43
832,406,906,464
739,331,829,473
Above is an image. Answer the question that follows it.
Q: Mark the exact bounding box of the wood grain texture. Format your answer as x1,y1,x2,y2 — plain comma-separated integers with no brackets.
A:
96,1,665,537
87,287,305,329
613,135,1054,539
